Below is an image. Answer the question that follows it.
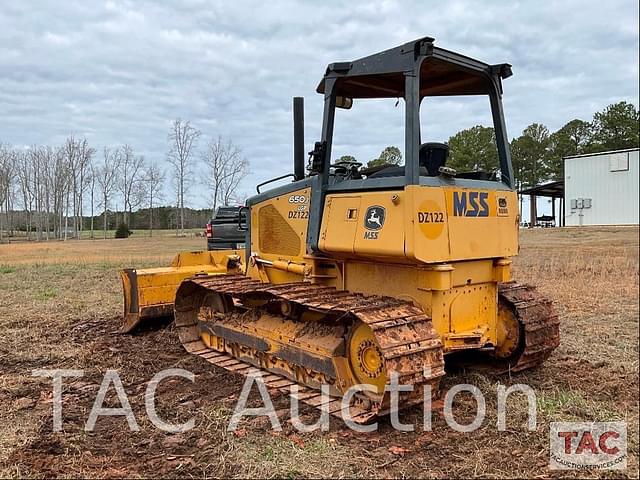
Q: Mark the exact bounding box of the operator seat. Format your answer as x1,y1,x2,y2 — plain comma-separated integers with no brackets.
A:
419,142,449,176
368,142,449,178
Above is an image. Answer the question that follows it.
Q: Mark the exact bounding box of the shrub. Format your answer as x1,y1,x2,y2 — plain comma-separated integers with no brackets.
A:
115,223,132,239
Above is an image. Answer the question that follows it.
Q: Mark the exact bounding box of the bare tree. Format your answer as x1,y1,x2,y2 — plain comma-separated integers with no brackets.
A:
63,135,80,238
96,147,120,239
16,150,35,239
0,144,17,242
143,162,165,236
50,146,70,239
40,146,55,240
59,135,93,239
88,158,97,239
220,156,249,206
31,147,46,240
117,144,145,227
202,136,249,210
168,119,200,235
77,139,95,239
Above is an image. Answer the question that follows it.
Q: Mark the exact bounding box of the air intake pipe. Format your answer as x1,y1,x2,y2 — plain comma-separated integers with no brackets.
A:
293,97,305,180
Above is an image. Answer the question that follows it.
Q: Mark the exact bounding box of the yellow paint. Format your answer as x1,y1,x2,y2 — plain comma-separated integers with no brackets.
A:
444,188,518,260
495,300,520,358
353,194,404,256
248,187,311,283
336,259,504,351
199,310,350,395
417,199,447,240
319,184,517,263
406,185,453,262
311,181,519,352
320,196,361,254
348,322,387,394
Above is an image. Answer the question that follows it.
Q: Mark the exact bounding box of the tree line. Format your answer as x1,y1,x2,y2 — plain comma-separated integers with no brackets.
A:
337,101,639,188
447,101,639,190
0,119,249,241
2,101,636,241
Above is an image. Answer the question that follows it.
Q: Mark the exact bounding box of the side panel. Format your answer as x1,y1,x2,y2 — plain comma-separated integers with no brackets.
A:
248,186,311,283
353,193,405,256
322,185,517,264
405,185,452,263
408,185,518,264
319,191,406,259
444,188,518,260
319,195,361,254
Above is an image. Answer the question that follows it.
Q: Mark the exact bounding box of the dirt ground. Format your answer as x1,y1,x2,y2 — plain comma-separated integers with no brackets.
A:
0,227,638,478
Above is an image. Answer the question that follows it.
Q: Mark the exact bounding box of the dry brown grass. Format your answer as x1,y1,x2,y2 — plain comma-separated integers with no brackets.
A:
0,235,204,266
0,227,638,478
514,227,639,371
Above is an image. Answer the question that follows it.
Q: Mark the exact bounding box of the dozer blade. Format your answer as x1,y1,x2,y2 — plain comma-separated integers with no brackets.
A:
120,250,244,333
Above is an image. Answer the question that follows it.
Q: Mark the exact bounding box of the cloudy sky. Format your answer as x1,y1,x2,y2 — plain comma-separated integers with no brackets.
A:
1,0,638,208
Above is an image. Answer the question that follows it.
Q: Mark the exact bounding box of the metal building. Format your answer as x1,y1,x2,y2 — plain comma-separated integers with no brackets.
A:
564,148,639,226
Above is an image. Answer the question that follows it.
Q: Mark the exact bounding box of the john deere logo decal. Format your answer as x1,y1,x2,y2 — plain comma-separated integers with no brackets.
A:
364,206,385,231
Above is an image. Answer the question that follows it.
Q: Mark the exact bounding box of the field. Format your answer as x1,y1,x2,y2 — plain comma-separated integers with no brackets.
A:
0,227,638,478
0,228,205,247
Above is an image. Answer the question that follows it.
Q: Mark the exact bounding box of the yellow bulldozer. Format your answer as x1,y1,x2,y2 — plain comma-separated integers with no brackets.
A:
121,37,559,423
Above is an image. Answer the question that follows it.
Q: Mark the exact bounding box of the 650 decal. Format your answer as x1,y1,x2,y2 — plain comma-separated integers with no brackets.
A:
287,193,309,219
288,194,308,204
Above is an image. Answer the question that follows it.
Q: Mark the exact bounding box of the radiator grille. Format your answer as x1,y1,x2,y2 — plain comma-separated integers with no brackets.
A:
258,204,300,256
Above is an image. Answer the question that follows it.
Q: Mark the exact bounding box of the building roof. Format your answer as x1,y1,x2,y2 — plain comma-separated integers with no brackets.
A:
564,147,639,160
519,180,564,198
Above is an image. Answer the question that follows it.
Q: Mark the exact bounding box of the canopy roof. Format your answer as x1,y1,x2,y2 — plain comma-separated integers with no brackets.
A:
519,180,564,198
316,36,512,99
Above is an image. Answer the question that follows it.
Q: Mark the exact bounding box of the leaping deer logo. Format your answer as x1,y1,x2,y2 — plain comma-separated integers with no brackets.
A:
365,206,385,230
368,209,382,227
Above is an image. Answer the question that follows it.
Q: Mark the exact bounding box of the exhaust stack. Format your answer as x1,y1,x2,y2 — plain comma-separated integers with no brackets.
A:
293,96,305,180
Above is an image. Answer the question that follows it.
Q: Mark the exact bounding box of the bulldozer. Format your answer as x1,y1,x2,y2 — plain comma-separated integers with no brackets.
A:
121,37,559,423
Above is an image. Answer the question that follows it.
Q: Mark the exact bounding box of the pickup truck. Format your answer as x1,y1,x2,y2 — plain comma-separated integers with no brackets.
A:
206,206,247,250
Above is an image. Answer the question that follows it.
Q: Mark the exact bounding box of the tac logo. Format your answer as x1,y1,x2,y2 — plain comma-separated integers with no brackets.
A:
549,422,627,470
452,191,489,217
363,205,385,239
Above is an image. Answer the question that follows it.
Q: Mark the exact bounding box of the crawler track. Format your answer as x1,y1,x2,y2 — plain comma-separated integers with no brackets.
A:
174,274,445,424
497,281,560,372
172,276,558,422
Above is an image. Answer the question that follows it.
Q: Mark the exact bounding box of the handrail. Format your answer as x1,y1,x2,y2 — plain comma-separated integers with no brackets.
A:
256,173,295,193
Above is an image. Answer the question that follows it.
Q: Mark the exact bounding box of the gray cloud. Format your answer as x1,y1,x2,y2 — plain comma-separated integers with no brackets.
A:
1,0,638,207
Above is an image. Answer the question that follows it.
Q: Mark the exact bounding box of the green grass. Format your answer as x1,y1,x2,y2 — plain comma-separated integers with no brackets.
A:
36,287,59,300
0,266,14,274
537,389,585,416
537,388,622,421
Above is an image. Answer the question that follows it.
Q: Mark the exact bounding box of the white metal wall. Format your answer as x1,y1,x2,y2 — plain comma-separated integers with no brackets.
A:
564,149,639,226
